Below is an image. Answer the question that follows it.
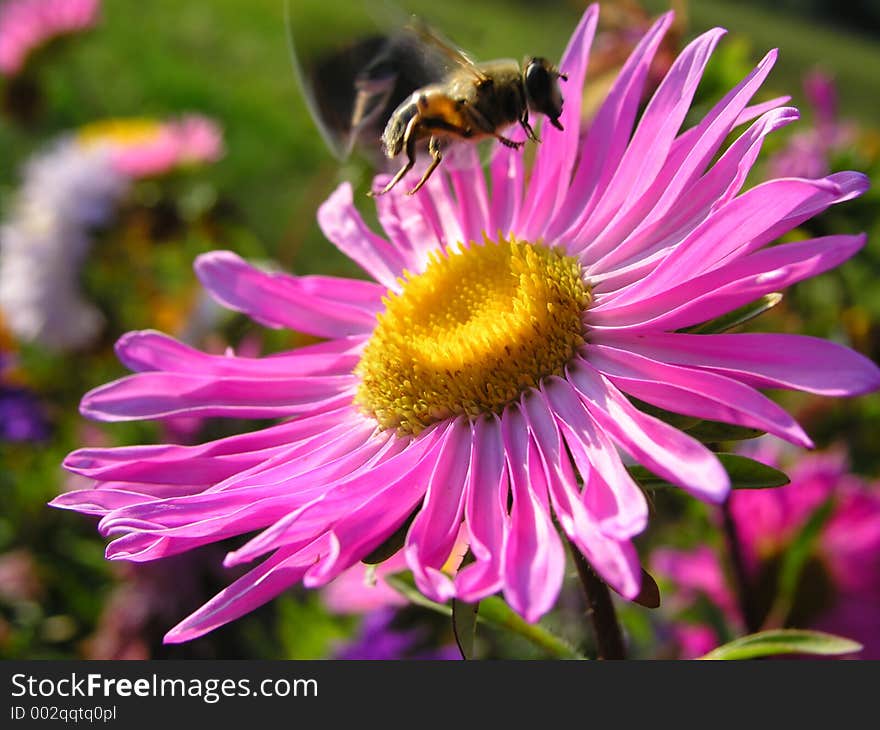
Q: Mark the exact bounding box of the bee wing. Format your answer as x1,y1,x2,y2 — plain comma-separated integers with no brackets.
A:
405,16,489,83
285,0,447,162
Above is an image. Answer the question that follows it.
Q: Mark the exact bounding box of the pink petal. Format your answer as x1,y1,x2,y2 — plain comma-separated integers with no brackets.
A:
405,418,472,601
611,175,868,307
107,533,222,564
589,343,812,447
500,406,566,622
538,379,648,539
163,538,332,644
598,332,880,397
317,182,407,291
592,106,800,289
549,12,674,243
455,414,509,602
734,96,791,126
301,430,446,588
223,430,439,567
97,424,382,538
195,250,380,337
115,329,363,377
50,487,165,516
517,4,599,239
488,126,525,237
591,234,866,330
373,183,436,273
80,370,357,421
571,27,726,253
415,171,465,250
447,146,490,245
582,49,778,266
63,407,354,483
520,389,642,599
565,360,730,502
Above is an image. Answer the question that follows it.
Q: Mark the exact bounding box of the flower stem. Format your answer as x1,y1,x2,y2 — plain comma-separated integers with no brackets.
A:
567,538,626,660
720,499,761,634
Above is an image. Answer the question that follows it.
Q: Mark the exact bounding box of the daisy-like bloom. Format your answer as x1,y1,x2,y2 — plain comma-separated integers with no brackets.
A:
653,444,880,658
0,0,100,76
0,117,224,350
56,6,880,643
77,116,225,178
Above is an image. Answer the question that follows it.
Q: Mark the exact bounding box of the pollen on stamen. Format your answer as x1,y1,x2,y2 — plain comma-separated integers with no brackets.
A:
355,234,591,434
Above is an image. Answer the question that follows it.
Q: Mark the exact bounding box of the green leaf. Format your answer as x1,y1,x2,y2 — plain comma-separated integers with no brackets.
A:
385,571,584,659
684,420,766,443
699,629,862,660
684,292,783,334
630,397,701,430
452,599,479,659
717,453,791,489
628,453,789,491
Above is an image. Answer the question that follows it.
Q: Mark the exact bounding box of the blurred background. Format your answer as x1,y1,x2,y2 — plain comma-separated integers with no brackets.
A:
0,0,878,660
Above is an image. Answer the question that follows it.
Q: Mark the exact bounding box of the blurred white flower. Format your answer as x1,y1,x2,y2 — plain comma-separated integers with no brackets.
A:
0,137,128,350
0,116,224,350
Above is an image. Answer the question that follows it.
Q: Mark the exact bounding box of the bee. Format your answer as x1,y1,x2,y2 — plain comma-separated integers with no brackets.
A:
373,22,567,196
287,4,567,195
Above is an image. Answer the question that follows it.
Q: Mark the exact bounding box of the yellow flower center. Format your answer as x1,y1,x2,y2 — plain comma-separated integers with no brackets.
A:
77,118,163,148
355,235,590,434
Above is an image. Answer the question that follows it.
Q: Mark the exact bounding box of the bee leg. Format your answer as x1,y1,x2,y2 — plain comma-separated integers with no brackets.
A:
408,137,443,196
370,115,420,197
494,134,525,149
463,106,526,150
520,115,540,143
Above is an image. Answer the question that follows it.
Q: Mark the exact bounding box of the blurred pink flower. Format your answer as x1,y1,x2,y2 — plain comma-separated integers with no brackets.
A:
767,69,856,180
323,555,409,616
0,117,224,350
55,5,878,643
0,0,100,76
0,549,43,603
654,445,880,658
78,116,225,179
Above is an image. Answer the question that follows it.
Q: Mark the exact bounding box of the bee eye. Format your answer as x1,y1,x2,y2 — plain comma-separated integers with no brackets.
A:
524,59,563,125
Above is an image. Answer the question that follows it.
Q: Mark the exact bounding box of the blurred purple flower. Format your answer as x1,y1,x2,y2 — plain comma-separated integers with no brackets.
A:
0,385,49,441
0,353,49,442
333,609,459,661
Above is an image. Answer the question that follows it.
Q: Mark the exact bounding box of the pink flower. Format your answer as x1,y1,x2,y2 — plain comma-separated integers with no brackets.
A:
0,0,100,76
323,555,408,616
767,69,856,180
55,6,879,643
653,445,880,658
76,116,225,179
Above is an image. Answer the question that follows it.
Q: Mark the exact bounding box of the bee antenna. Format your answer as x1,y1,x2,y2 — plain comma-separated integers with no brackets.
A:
558,72,568,82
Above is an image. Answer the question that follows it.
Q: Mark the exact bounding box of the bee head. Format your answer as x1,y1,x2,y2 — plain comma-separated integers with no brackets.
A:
523,57,566,130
